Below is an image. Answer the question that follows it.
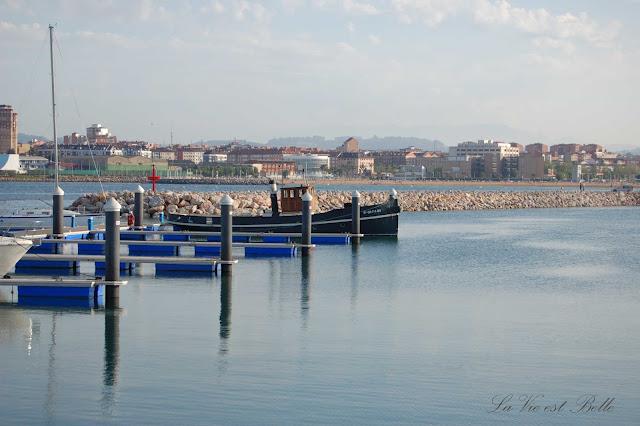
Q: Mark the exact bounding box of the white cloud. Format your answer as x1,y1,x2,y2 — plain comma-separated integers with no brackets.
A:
2,0,28,10
0,20,39,32
343,0,380,15
136,0,169,21
473,0,620,47
281,0,305,12
337,41,356,52
368,34,381,45
233,0,272,22
532,37,575,55
202,1,225,14
0,21,43,41
392,0,463,26
388,0,620,47
347,21,355,33
74,30,144,48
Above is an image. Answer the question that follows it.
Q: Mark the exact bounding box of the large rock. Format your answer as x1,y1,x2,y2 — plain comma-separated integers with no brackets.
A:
148,195,164,208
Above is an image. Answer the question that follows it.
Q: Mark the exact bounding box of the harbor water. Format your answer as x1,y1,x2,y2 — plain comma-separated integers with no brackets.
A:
0,182,639,424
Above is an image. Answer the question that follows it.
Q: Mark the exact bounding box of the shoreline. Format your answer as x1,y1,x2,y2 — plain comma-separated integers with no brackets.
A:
0,175,625,188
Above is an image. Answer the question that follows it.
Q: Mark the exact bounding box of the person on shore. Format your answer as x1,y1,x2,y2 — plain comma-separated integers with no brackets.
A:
127,212,134,227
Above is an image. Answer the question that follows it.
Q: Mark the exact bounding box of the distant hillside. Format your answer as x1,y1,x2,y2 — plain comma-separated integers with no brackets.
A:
622,147,640,155
200,139,263,147
267,136,447,151
359,136,446,151
18,133,50,143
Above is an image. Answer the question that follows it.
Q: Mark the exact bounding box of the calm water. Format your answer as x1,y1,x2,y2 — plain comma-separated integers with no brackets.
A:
1,206,639,425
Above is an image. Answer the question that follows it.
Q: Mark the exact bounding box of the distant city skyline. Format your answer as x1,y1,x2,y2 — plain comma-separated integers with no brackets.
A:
1,0,639,147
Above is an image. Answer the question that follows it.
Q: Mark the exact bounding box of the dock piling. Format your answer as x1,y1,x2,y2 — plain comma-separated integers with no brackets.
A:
220,194,233,275
270,181,279,217
134,185,144,229
104,197,121,307
52,185,64,238
301,191,313,256
351,190,361,245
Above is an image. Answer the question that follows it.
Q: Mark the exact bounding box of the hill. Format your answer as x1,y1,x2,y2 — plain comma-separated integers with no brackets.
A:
267,136,447,151
199,139,263,147
18,133,50,143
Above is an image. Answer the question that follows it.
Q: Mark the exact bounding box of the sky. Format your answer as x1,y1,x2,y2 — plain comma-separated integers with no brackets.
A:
1,0,639,148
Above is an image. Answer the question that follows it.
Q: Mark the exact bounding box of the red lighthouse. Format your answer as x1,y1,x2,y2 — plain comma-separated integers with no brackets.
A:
147,164,161,193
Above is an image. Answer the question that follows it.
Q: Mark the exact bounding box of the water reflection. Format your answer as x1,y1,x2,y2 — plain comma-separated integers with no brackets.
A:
101,308,121,416
46,314,58,421
300,256,311,329
219,275,232,342
267,259,278,308
218,275,232,375
350,243,359,312
0,303,36,351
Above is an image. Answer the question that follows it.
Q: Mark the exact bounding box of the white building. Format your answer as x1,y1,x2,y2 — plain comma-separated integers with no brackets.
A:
177,149,205,164
152,149,176,161
19,155,49,171
204,153,227,163
39,144,124,158
122,146,152,158
448,139,520,161
86,123,117,144
282,154,331,177
87,123,109,139
572,164,582,182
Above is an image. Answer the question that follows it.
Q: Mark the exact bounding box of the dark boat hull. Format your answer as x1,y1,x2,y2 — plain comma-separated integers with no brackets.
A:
167,197,400,236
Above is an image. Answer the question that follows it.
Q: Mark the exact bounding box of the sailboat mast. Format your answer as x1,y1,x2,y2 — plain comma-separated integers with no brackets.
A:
49,24,58,188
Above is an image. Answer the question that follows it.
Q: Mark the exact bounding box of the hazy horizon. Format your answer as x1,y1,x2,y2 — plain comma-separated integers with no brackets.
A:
2,0,639,147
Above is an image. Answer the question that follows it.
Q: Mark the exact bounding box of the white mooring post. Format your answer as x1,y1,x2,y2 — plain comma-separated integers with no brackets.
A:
134,185,144,229
220,194,234,276
270,181,279,217
351,190,361,245
104,197,122,308
52,185,64,239
301,191,313,257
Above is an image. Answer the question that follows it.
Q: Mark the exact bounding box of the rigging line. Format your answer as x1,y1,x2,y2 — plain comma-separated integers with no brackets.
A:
52,31,106,197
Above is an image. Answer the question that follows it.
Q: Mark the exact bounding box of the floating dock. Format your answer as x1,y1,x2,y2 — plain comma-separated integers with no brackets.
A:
15,253,231,273
0,277,127,306
31,238,306,258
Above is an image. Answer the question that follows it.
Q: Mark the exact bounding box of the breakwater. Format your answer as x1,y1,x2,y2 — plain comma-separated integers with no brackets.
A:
70,190,640,216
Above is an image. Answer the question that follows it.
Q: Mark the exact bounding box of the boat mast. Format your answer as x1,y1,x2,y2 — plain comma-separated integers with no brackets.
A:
49,24,58,188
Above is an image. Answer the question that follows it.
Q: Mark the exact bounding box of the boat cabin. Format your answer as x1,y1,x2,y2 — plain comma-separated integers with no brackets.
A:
279,185,317,213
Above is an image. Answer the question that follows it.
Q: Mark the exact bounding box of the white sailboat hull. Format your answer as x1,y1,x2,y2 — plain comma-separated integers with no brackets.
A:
0,237,32,276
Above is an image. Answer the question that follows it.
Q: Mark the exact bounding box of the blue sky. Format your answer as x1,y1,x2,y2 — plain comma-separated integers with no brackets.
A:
1,0,639,147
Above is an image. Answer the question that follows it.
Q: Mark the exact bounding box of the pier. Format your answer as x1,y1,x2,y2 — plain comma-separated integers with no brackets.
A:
6,190,365,307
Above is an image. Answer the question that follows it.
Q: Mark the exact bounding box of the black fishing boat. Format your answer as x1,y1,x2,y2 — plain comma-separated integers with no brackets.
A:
167,183,400,236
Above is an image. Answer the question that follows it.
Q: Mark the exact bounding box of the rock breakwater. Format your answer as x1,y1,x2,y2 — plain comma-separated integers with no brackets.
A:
70,190,640,217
